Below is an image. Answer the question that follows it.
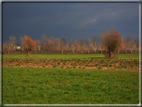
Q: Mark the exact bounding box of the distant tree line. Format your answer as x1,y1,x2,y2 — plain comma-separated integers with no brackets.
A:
3,30,139,56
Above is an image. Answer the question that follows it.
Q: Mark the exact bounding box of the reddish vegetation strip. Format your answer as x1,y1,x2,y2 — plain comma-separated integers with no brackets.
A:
3,58,139,71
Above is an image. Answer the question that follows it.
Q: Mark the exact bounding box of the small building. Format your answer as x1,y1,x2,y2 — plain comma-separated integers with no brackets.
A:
15,46,21,50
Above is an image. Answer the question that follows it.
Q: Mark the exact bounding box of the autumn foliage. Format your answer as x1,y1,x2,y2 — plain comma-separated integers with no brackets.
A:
22,36,35,57
101,29,124,58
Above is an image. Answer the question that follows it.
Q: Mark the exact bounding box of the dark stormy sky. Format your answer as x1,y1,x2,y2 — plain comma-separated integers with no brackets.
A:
2,2,139,44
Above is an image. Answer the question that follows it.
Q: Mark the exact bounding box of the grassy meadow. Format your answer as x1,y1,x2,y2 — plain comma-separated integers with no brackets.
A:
2,54,140,104
3,67,139,104
2,54,139,59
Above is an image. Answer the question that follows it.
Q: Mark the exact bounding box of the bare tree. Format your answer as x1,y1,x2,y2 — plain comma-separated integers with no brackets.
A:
98,41,105,54
76,41,80,52
101,29,124,58
40,34,47,54
9,36,16,54
64,43,70,52
124,36,137,54
34,40,40,54
135,36,139,47
22,36,35,57
54,38,60,51
124,40,129,54
70,39,77,54
47,37,55,54
90,36,100,53
79,38,84,54
3,42,7,51
59,38,66,54
129,38,137,54
4,40,10,54
134,36,139,54
19,35,25,54
4,36,16,54
85,38,91,54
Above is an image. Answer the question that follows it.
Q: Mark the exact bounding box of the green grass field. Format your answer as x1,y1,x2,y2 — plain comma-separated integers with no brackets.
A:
3,54,139,59
2,54,140,104
3,67,139,104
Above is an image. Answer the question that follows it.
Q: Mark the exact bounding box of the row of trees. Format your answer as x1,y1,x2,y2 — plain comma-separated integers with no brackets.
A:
3,30,139,57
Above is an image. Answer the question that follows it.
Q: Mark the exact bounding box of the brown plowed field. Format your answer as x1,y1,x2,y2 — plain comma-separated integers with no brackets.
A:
2,58,139,71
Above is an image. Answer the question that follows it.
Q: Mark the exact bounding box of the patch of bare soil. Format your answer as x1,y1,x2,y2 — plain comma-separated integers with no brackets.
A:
3,58,139,71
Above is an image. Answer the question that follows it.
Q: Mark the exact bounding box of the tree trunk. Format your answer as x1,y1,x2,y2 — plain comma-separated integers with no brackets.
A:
21,46,23,54
73,50,74,54
109,51,112,58
118,50,119,54
94,49,96,54
27,51,30,57
88,49,89,54
62,50,63,54
131,50,132,54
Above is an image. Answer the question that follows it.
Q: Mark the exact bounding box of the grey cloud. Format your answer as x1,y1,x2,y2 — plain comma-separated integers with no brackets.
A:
2,3,139,43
